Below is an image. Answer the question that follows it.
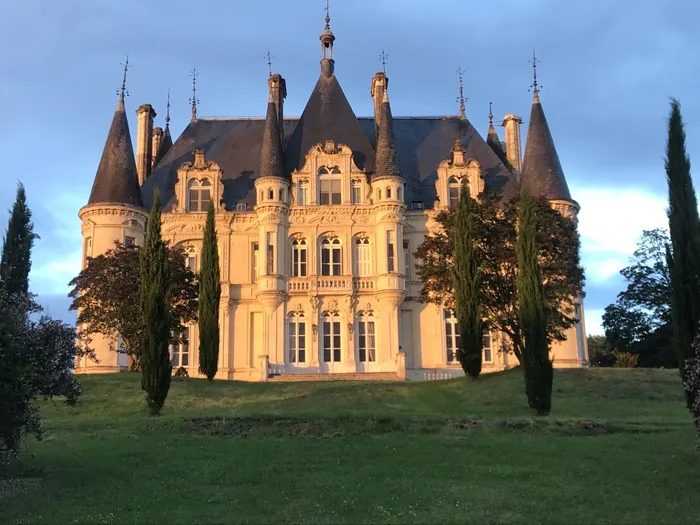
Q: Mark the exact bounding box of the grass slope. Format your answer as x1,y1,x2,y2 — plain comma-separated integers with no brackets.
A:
1,369,698,524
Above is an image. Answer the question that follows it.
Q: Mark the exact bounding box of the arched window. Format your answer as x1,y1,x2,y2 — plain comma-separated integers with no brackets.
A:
448,177,461,210
354,237,371,277
319,166,341,205
184,247,198,272
322,312,341,364
321,237,342,276
170,326,190,368
297,181,309,205
188,179,211,212
357,311,375,363
268,188,274,200
291,238,307,277
386,231,396,273
288,312,306,364
444,310,492,364
351,180,363,204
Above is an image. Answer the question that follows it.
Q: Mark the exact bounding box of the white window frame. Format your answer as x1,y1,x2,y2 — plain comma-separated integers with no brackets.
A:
297,182,309,206
351,181,363,204
322,313,342,363
321,237,342,276
188,178,212,212
171,326,190,368
291,238,308,278
354,237,371,277
288,313,307,364
445,310,493,364
387,231,396,273
357,311,376,363
403,240,410,279
448,177,461,210
319,167,342,205
266,232,275,275
252,242,259,283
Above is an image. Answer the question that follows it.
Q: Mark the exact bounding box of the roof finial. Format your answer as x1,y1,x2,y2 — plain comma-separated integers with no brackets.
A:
265,50,275,77
488,101,493,125
380,49,389,75
456,67,467,120
325,0,331,28
529,50,542,102
117,53,131,102
165,89,171,129
190,68,199,121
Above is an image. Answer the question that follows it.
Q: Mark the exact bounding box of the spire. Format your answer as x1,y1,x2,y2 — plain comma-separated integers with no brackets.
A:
153,90,173,168
380,49,389,75
115,53,131,111
486,102,510,169
457,67,466,120
88,62,142,208
265,50,274,78
520,58,572,201
259,96,286,180
320,0,336,78
530,50,541,103
190,68,199,121
373,89,401,180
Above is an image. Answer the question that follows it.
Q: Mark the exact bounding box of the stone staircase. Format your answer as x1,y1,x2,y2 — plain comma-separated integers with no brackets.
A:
268,372,400,382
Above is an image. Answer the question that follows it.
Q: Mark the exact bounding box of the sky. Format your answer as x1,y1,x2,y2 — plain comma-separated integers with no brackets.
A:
0,0,698,335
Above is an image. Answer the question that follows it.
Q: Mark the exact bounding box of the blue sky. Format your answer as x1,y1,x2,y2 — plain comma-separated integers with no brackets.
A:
0,0,698,334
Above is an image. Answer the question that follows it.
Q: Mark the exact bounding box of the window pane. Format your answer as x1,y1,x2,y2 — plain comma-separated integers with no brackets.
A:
320,192,330,205
331,191,341,205
189,189,199,211
201,190,211,210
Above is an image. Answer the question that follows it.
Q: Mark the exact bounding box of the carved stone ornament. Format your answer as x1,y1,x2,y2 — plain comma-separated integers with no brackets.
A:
309,294,320,313
326,299,339,314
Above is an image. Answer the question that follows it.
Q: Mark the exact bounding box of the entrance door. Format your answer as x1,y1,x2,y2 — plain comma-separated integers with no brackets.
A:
356,311,376,372
321,313,342,373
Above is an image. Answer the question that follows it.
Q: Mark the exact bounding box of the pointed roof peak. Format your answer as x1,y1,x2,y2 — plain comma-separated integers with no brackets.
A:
374,93,401,181
457,67,467,120
260,101,286,180
529,50,542,103
520,95,571,201
88,82,142,208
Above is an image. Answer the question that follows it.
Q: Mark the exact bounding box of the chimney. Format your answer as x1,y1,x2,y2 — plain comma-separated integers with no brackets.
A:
151,127,163,169
135,104,156,185
502,114,523,174
268,74,287,146
371,72,388,138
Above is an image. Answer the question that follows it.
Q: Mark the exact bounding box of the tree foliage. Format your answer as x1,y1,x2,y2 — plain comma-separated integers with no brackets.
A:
68,242,198,370
665,98,700,410
451,185,483,378
587,335,615,367
415,195,583,363
139,191,172,415
198,201,221,381
0,185,84,462
516,192,552,415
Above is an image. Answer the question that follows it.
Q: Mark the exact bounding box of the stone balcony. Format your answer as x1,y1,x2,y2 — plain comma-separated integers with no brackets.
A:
287,276,378,294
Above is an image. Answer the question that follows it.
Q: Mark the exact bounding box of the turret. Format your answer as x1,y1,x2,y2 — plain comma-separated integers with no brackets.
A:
486,103,511,170
77,59,148,373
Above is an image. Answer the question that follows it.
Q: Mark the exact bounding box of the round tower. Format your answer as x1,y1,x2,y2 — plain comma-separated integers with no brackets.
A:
76,83,148,373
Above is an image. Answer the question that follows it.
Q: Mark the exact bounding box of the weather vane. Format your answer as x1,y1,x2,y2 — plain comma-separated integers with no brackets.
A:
190,68,199,122
488,101,493,125
456,67,467,120
380,49,389,74
265,50,275,77
165,88,171,128
117,53,131,100
529,51,542,95
324,0,330,27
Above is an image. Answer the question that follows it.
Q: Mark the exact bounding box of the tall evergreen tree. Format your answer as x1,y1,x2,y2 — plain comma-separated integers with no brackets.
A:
516,191,552,415
198,201,221,381
0,184,36,299
665,98,700,408
451,184,483,378
139,191,172,415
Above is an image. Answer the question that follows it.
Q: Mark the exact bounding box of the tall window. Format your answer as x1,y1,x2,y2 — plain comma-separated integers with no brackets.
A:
403,240,411,279
297,182,309,205
357,311,376,363
291,238,307,277
252,242,259,283
351,181,363,204
266,233,275,275
288,313,306,364
321,237,342,276
386,231,396,273
445,310,491,364
323,313,341,363
124,235,135,247
444,310,460,364
185,248,197,272
354,237,371,277
188,179,212,212
171,326,190,368
319,167,341,205
84,237,93,266
448,177,461,210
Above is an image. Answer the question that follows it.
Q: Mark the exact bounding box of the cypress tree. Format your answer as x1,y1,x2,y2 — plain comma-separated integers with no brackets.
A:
0,184,36,299
198,201,221,381
516,191,552,415
451,184,483,379
139,191,172,415
665,98,700,408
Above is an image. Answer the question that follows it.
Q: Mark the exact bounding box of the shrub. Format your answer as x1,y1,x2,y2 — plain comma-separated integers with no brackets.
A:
613,351,639,368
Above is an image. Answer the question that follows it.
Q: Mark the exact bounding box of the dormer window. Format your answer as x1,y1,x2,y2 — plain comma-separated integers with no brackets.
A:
236,203,248,211
448,177,461,210
188,179,212,212
319,166,341,205
351,181,363,204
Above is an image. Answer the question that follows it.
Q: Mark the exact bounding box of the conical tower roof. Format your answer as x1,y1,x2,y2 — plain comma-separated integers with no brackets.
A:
520,93,571,200
259,101,286,179
373,90,401,180
486,105,511,171
153,124,173,168
87,97,143,207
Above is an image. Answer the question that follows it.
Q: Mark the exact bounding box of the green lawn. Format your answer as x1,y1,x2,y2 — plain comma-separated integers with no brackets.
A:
1,369,699,524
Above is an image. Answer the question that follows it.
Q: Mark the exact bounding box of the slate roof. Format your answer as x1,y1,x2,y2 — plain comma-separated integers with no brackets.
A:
373,97,402,181
153,125,173,168
520,95,572,201
487,123,512,171
88,98,143,208
259,102,286,180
